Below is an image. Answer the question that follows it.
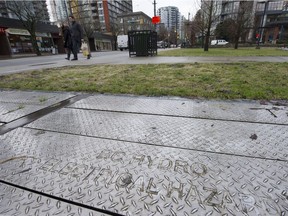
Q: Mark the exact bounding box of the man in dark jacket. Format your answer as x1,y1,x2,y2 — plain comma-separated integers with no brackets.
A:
69,15,83,61
61,22,72,60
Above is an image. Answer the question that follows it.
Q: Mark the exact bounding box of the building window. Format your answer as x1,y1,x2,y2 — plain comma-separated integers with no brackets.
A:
256,3,265,11
269,1,283,10
284,1,288,11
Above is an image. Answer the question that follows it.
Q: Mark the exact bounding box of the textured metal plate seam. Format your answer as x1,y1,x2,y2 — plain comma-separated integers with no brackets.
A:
23,126,288,163
64,107,288,126
0,95,89,135
66,94,288,125
0,179,124,216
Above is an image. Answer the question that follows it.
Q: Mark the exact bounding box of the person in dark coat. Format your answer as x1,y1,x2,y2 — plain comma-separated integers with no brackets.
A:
61,22,72,60
68,15,83,61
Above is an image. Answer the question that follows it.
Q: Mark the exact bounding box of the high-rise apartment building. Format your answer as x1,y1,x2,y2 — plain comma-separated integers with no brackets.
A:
157,6,181,33
49,0,70,23
48,0,132,50
69,0,100,29
97,0,133,32
49,0,99,27
49,0,132,33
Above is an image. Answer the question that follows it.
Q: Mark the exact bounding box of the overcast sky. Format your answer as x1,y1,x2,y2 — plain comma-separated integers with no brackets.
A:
46,0,201,22
132,0,201,20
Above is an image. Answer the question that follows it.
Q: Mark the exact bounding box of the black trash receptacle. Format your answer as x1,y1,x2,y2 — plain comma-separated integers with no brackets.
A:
128,30,157,57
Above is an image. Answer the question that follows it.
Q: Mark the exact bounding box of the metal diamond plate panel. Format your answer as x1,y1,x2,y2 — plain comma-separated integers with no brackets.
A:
27,108,288,160
0,103,47,123
0,128,287,215
0,90,76,122
0,90,75,106
68,95,288,125
0,183,109,216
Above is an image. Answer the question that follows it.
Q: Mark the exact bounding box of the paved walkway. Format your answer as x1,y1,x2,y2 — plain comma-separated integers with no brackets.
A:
0,51,288,215
0,90,287,215
0,50,288,75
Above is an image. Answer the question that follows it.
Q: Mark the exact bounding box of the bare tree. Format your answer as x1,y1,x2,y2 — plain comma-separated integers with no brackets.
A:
233,1,254,49
5,1,47,56
192,1,219,51
157,24,168,41
110,23,121,50
191,9,205,47
202,0,218,51
204,1,213,51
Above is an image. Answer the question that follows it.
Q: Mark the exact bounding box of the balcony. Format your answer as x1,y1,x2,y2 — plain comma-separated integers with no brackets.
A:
255,10,285,16
266,16,288,26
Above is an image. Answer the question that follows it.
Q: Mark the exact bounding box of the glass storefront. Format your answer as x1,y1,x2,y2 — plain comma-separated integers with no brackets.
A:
95,39,112,51
9,34,33,54
6,28,54,54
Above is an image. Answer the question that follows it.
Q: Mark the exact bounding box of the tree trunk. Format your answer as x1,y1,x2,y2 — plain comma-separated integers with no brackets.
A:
234,1,247,49
201,30,204,48
234,29,240,49
234,39,239,49
234,16,242,49
113,35,117,50
204,1,214,52
30,33,41,56
204,32,210,51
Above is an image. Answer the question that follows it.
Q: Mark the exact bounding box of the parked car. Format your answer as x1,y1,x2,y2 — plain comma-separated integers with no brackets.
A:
157,41,163,48
211,39,228,46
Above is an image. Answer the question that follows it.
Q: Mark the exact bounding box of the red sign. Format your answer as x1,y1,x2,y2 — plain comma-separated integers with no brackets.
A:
0,28,6,34
152,16,161,24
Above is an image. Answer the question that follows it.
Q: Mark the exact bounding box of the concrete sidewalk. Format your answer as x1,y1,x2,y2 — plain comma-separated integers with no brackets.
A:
0,90,287,215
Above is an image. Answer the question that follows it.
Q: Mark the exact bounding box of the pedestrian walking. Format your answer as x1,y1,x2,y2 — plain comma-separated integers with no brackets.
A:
81,40,91,59
61,22,72,60
68,15,83,61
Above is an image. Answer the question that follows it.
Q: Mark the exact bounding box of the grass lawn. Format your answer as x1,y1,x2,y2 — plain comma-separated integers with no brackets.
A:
158,47,288,57
0,62,288,100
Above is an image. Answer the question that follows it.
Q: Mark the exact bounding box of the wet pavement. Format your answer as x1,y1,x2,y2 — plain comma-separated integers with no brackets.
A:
0,90,288,216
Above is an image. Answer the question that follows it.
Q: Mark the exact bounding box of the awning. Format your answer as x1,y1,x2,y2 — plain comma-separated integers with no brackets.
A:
6,28,30,36
6,28,51,37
